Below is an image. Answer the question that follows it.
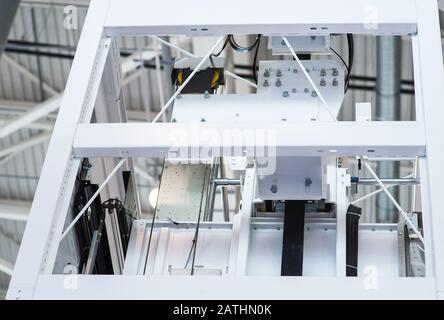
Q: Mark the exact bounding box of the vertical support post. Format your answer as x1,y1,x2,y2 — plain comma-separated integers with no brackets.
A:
7,0,112,300
413,0,444,297
220,157,230,222
336,167,350,277
376,36,401,223
228,167,255,276
205,159,220,221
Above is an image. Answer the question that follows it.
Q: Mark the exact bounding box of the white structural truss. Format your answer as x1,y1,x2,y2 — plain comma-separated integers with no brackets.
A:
6,0,444,299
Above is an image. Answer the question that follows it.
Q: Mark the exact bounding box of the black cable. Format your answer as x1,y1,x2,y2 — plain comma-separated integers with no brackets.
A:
185,165,211,274
252,35,262,83
228,35,261,53
330,47,350,93
184,236,196,268
211,36,230,58
346,34,355,92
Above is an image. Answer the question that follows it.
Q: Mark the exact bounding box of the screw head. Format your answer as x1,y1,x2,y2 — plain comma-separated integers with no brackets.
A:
320,69,326,77
332,78,339,87
311,91,318,97
292,88,297,93
282,91,289,98
320,78,326,87
304,88,309,93
263,79,269,87
276,69,282,77
204,91,210,98
270,184,278,194
200,118,206,122
275,79,282,87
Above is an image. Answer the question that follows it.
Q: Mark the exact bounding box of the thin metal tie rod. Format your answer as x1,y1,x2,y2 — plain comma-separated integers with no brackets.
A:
224,71,258,89
361,158,424,244
282,36,337,122
352,173,414,205
152,36,225,123
60,158,127,240
149,36,197,58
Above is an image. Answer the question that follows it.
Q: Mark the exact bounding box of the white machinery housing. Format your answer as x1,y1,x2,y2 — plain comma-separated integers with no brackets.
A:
6,0,444,300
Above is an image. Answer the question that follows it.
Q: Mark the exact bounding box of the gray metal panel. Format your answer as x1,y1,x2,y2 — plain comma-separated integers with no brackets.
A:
155,163,210,222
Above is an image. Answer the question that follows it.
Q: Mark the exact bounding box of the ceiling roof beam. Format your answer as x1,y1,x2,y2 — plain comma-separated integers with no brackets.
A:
2,55,59,96
0,199,30,222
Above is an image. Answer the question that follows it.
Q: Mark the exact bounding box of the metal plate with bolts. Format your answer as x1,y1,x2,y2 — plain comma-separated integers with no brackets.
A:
155,162,210,222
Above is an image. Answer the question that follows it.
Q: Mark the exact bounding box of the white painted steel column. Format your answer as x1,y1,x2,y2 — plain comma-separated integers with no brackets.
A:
413,0,444,295
228,167,255,276
335,168,350,277
7,0,113,300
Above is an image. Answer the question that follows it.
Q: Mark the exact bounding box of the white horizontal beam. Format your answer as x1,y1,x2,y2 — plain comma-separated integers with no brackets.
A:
0,199,31,222
73,122,426,158
21,0,90,6
104,0,417,36
29,275,437,299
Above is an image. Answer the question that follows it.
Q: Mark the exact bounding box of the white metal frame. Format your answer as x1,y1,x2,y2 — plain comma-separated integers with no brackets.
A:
6,0,444,299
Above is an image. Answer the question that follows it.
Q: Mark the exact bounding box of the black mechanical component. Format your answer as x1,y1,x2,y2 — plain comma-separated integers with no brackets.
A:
265,200,274,212
171,57,225,94
73,180,114,274
346,204,362,277
102,198,133,257
281,200,306,276
121,171,136,256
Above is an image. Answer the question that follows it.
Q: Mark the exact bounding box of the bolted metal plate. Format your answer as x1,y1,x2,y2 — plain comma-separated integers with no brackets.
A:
155,162,211,222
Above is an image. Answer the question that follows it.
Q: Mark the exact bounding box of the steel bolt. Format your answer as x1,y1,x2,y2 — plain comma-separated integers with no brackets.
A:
270,184,278,194
332,78,339,87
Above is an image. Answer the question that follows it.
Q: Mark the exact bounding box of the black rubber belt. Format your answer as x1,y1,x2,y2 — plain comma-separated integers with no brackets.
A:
346,204,362,277
281,200,306,276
